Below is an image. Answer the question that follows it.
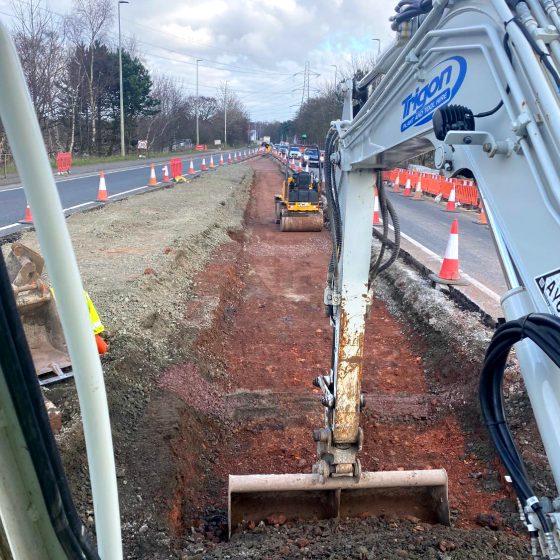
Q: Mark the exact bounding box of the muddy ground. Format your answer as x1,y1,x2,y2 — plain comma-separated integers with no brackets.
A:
11,156,551,558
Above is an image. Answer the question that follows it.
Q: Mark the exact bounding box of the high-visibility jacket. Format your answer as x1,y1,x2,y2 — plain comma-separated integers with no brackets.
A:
50,288,104,334
84,291,104,334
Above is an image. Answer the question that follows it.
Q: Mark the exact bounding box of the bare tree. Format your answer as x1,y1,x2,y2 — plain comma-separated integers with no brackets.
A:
71,0,113,154
11,0,65,154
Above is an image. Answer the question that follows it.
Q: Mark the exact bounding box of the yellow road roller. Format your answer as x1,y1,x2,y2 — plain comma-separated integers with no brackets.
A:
274,166,323,232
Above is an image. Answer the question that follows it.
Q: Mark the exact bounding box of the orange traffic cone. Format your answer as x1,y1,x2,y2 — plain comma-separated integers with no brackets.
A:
201,158,207,171
162,164,170,182
228,153,232,164
95,333,108,354
403,178,412,197
189,160,195,175
148,163,157,186
97,170,108,201
220,153,224,166
290,158,295,170
430,220,469,285
474,205,488,225
444,185,458,212
393,174,401,193
209,155,215,169
373,187,382,226
412,179,423,200
20,203,33,224
305,162,309,172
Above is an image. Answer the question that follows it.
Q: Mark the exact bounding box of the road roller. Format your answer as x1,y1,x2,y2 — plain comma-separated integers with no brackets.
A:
274,166,323,232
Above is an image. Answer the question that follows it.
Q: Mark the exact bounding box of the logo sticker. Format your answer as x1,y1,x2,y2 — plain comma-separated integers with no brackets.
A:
536,268,560,316
400,56,467,133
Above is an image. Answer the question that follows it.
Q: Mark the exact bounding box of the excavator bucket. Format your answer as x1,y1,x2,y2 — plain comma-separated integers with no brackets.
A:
280,210,324,232
228,469,449,537
5,242,72,384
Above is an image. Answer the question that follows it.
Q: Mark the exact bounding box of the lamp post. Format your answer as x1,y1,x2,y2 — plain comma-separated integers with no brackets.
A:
224,81,228,147
372,38,381,64
118,0,129,157
196,58,202,146
330,64,337,88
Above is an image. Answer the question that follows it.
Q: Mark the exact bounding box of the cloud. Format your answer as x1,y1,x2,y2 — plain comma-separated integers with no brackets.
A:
0,0,397,121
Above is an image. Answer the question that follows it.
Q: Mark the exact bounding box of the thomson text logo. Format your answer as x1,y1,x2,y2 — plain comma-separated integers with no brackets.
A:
400,56,467,133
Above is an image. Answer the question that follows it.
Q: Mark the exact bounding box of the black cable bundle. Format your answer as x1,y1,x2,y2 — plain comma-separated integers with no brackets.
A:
392,0,434,26
480,313,560,533
369,175,401,286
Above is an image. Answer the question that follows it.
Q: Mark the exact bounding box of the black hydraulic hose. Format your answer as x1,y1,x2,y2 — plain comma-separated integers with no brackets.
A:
369,181,401,283
480,313,560,534
378,194,401,274
324,130,339,262
369,177,389,284
327,134,342,251
392,0,433,26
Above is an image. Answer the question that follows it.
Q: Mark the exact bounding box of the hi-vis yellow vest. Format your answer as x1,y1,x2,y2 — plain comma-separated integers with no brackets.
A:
84,291,104,335
50,289,104,335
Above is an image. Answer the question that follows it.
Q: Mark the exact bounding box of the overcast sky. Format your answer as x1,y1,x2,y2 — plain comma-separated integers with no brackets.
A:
0,0,396,122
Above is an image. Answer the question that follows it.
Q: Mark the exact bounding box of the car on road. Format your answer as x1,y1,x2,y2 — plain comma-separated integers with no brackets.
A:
288,146,302,160
279,146,289,156
303,146,320,167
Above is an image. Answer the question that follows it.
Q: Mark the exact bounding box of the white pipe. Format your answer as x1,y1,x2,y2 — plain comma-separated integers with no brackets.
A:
493,0,560,152
0,23,122,559
541,0,560,33
527,0,560,69
518,2,560,73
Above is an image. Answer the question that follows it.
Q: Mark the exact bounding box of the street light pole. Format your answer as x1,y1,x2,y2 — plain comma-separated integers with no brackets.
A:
224,81,228,147
372,38,381,64
196,59,202,146
118,0,129,157
330,64,337,88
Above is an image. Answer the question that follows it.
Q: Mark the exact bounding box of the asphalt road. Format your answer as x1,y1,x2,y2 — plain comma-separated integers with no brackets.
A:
385,189,507,295
0,149,249,235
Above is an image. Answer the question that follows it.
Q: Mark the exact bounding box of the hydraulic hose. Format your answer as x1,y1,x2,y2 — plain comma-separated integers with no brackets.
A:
369,178,401,284
480,313,560,534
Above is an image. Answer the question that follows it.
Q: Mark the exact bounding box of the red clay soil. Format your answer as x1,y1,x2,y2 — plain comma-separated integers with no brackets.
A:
168,156,514,534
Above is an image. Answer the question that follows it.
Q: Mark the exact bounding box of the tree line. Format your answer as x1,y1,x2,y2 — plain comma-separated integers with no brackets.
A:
0,0,250,159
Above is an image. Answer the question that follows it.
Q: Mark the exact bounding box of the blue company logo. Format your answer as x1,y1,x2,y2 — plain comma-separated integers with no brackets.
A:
400,56,467,133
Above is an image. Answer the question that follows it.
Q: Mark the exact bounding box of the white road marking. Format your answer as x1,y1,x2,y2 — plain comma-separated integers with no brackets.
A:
0,222,20,231
386,224,501,302
64,201,95,212
107,185,149,199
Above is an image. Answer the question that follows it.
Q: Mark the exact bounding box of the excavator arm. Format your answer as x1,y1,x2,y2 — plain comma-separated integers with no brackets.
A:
316,0,560,555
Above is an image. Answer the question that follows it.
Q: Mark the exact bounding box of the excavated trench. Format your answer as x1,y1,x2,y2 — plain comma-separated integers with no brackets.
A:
154,157,531,558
